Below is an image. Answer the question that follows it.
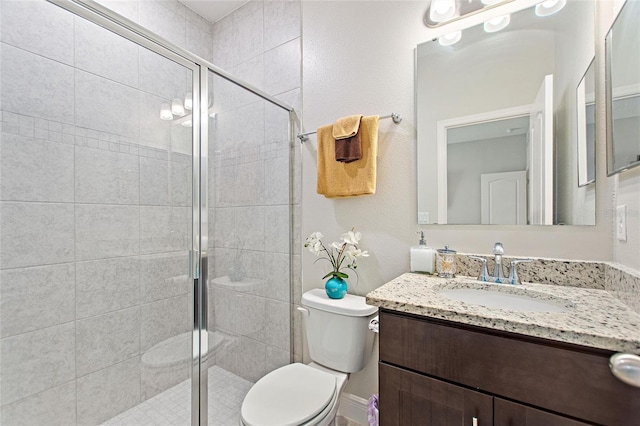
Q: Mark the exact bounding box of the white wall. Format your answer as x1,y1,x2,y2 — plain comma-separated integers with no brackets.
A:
301,0,618,400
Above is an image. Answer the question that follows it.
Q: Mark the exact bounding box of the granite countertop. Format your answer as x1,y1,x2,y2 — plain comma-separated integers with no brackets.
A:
366,273,640,353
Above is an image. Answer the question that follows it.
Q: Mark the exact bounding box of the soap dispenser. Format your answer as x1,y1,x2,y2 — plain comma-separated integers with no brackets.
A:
410,231,436,274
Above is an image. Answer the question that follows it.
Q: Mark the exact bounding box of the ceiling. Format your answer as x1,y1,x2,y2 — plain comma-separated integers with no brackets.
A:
180,0,248,23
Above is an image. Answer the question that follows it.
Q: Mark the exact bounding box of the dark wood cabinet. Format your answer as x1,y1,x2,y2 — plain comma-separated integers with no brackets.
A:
494,398,589,426
378,310,640,426
380,363,493,426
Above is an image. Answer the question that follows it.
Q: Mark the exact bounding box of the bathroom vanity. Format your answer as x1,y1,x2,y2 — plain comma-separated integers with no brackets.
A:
367,273,640,425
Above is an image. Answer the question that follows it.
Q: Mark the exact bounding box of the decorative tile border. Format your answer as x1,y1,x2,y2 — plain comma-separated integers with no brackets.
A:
1,110,191,164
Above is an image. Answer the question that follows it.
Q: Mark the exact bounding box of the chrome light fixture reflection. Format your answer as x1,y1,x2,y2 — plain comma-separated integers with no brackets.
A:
430,0,456,22
484,14,510,32
438,31,462,46
160,103,173,121
535,0,566,17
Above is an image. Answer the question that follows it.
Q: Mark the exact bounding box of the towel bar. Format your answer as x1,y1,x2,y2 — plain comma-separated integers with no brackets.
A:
297,113,402,142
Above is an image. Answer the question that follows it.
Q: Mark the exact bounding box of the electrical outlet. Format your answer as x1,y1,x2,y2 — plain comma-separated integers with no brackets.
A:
616,205,627,242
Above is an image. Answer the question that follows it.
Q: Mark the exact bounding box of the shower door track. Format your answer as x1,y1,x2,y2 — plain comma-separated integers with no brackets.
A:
45,1,294,425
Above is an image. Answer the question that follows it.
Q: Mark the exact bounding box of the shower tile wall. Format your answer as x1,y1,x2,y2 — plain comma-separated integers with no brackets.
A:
208,0,302,382
0,0,210,424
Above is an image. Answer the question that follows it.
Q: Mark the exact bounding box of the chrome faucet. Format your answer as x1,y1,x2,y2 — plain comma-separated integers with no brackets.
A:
469,243,532,285
492,242,505,282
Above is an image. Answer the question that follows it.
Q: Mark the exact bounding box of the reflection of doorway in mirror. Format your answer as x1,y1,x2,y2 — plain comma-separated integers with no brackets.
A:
437,105,533,225
438,73,554,226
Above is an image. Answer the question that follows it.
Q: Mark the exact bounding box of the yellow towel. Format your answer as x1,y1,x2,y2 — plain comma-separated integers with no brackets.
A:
332,115,363,140
317,115,379,198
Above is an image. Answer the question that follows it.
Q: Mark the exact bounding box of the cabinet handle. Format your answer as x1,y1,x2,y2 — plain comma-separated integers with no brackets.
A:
472,417,478,426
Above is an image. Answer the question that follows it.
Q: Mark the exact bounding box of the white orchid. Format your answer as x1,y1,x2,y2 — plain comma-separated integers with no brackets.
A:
341,230,362,245
344,246,369,265
303,228,368,280
305,232,324,256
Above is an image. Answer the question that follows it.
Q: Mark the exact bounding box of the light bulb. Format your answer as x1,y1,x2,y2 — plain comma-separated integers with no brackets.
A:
171,98,185,116
160,103,173,121
535,0,566,16
484,14,510,32
209,112,217,118
438,31,462,46
430,0,456,22
184,93,192,111
180,119,192,127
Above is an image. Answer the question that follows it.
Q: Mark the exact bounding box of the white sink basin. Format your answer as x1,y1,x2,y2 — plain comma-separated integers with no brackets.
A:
438,288,570,313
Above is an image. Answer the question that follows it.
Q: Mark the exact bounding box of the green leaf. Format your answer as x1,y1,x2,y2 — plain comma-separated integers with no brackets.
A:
322,271,349,280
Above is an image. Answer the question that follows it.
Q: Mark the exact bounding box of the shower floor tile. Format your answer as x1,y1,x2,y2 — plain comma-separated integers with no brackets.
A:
101,366,253,426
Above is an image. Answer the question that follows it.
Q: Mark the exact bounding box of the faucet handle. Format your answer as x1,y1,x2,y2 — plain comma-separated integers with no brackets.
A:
508,258,533,285
468,255,489,282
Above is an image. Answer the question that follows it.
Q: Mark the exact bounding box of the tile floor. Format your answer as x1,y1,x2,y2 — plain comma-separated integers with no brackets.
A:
101,365,366,426
101,366,253,426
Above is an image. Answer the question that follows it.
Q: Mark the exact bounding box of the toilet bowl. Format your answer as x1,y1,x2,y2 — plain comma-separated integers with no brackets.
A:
241,363,347,426
240,289,378,426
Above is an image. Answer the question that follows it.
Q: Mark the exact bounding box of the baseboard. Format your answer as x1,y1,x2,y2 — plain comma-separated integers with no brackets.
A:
337,392,369,425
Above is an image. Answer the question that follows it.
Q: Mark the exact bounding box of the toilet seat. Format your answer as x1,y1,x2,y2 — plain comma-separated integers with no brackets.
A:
240,363,337,426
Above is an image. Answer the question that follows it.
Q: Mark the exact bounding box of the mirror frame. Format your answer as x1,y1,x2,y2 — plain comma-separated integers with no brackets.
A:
577,57,596,187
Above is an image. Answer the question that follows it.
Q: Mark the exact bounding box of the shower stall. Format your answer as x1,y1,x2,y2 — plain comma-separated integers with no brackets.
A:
0,0,295,424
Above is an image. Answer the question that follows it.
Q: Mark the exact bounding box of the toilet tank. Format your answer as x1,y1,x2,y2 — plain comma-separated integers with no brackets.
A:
301,289,378,373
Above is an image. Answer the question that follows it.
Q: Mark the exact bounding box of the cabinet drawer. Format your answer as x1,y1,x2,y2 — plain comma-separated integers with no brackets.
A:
494,398,589,426
379,310,640,425
380,362,493,426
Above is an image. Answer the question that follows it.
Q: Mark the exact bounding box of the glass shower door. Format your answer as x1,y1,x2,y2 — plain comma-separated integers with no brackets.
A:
0,1,203,424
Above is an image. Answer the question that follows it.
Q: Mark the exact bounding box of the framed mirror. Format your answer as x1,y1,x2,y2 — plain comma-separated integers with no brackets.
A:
416,0,595,225
577,58,596,187
606,0,640,176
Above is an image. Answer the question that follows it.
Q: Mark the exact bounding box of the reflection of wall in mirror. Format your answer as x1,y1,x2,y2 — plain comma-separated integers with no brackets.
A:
612,95,640,170
546,0,595,226
448,135,527,224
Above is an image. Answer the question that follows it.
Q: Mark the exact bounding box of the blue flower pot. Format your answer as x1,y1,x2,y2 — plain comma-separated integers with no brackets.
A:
325,277,347,299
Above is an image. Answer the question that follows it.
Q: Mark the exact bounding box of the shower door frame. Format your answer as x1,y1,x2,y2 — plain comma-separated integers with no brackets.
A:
45,1,294,424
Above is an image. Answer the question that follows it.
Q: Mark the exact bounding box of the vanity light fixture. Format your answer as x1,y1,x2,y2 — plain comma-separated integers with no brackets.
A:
535,0,566,17
160,103,173,121
484,14,510,32
184,93,192,111
171,98,186,116
438,31,462,46
430,0,457,22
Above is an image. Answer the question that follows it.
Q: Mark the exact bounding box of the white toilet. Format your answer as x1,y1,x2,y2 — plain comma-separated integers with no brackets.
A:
240,289,378,426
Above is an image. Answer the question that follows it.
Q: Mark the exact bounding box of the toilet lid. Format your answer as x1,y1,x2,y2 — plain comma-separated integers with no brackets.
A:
241,363,337,426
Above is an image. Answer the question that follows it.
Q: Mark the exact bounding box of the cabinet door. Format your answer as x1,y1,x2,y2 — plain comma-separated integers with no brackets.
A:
380,363,493,426
495,398,590,426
